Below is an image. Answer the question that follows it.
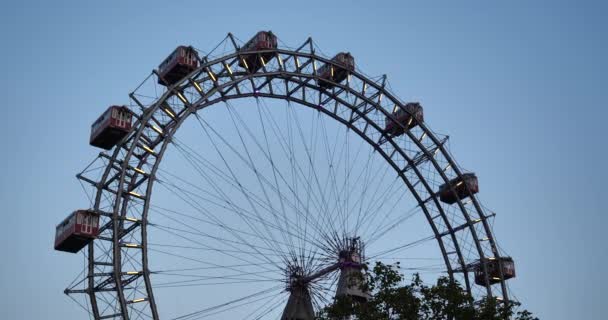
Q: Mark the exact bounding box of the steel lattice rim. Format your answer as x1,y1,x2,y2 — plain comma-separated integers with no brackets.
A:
70,36,510,320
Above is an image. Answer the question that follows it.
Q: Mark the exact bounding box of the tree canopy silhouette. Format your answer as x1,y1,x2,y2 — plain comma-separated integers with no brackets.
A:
317,262,537,320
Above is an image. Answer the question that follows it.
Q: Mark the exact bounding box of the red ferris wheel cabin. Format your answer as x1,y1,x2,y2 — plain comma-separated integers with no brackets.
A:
317,52,355,89
474,257,516,286
437,173,479,204
90,105,133,150
157,46,200,86
54,210,100,253
238,31,278,72
385,103,424,136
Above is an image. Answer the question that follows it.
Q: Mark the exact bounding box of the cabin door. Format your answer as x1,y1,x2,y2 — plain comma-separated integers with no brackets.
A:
117,108,128,128
185,49,192,66
119,111,127,128
82,214,92,234
112,108,119,128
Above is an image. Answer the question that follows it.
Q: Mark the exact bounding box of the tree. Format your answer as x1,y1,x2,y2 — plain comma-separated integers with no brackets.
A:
317,262,537,320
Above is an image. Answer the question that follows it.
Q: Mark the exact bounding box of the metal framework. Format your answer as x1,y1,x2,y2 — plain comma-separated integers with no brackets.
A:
68,33,511,319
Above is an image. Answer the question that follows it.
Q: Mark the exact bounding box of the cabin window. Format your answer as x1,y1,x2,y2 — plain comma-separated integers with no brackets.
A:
115,110,121,126
258,33,270,47
82,214,90,233
95,110,109,128
185,49,193,65
114,109,121,126
115,110,123,126
56,219,68,236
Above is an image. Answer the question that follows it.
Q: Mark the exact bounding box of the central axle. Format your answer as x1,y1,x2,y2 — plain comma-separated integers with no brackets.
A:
280,238,370,320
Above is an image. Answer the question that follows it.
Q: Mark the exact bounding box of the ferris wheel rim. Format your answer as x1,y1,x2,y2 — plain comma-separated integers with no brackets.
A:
77,41,509,320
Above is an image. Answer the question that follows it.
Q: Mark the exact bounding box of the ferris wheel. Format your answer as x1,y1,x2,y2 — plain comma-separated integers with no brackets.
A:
56,31,516,319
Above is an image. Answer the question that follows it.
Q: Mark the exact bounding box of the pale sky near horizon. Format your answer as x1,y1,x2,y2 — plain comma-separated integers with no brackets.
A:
1,1,606,319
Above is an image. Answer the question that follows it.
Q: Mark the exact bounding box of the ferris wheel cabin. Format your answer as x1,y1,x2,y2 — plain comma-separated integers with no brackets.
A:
90,105,133,150
317,52,355,89
385,102,424,136
157,46,200,86
437,173,479,204
54,210,100,253
238,31,278,72
475,257,516,286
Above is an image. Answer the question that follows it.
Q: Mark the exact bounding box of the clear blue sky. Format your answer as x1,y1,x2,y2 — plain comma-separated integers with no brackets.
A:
1,0,606,319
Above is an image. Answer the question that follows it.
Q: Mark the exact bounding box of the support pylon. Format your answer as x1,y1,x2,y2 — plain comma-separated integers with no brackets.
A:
335,242,371,302
281,282,315,320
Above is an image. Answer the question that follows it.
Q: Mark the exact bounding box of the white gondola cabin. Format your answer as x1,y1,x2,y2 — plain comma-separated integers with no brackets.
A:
385,102,424,136
317,52,355,89
437,173,479,204
54,210,100,253
90,105,132,150
238,31,278,72
157,46,200,86
475,257,516,286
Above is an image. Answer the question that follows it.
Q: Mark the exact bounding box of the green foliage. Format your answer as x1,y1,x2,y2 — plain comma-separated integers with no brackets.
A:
317,262,537,320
